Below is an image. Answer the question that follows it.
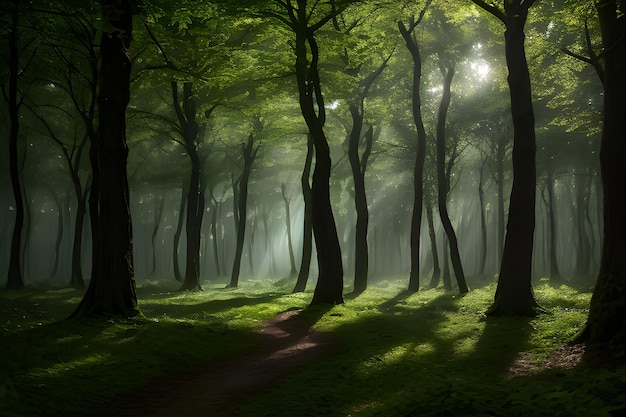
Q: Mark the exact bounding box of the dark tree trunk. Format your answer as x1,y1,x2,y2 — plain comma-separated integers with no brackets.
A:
478,158,488,276
172,82,204,291
399,7,430,293
426,199,441,288
577,1,626,360
72,0,138,317
6,1,24,289
228,134,258,288
473,0,541,316
293,134,314,293
546,168,561,282
49,191,64,278
209,197,221,277
281,183,298,277
496,142,506,264
150,193,165,276
435,65,468,294
442,236,452,291
287,1,343,305
173,179,187,282
348,107,370,294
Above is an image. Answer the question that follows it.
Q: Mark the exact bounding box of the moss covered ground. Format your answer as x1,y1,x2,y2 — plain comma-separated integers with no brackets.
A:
1,277,625,416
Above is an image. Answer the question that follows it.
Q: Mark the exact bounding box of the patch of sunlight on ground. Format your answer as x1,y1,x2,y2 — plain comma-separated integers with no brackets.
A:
32,353,111,377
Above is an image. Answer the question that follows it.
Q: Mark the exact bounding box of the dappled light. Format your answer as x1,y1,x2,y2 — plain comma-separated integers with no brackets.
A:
2,0,626,415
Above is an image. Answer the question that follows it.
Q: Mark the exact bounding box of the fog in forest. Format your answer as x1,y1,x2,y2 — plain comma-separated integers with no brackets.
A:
0,1,604,292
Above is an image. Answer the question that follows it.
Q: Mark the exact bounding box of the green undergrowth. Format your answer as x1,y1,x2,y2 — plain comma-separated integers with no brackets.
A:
1,277,625,417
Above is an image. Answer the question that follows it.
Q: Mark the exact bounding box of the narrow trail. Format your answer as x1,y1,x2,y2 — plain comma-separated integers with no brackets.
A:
102,309,335,417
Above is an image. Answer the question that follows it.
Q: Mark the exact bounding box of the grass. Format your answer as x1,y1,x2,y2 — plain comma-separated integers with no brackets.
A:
1,277,625,417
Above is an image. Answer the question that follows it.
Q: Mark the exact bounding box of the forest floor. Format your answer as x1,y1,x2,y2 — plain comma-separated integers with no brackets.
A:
103,309,335,417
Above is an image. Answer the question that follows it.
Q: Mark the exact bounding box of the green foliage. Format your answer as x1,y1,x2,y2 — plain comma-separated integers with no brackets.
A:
2,280,624,416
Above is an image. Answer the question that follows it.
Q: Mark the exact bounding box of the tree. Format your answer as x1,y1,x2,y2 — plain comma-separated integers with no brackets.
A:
398,0,432,293
576,0,626,361
228,130,260,288
435,64,469,293
269,0,346,305
71,0,139,318
292,133,314,292
471,0,542,316
2,0,30,289
281,180,298,277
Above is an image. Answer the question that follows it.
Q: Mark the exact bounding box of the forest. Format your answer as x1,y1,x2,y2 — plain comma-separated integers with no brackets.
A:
1,0,626,416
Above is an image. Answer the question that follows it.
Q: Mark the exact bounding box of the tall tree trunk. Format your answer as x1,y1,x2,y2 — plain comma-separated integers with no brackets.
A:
349,107,370,294
290,3,343,305
426,199,441,288
72,0,138,317
281,183,298,277
577,0,626,360
6,1,24,289
150,193,165,277
209,197,221,277
546,168,561,282
473,0,541,316
173,179,187,282
442,236,452,291
49,190,64,278
293,134,314,292
399,6,430,292
435,65,468,293
228,134,257,288
172,82,204,291
478,158,488,275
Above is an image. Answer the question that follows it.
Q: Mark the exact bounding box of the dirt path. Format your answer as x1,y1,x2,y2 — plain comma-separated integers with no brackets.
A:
103,309,335,417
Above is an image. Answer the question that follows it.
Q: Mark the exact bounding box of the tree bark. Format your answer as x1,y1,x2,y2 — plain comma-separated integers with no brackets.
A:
477,157,488,275
228,134,257,288
473,0,541,315
72,0,138,317
399,10,430,293
577,0,626,360
172,82,204,291
281,182,298,277
293,134,314,293
348,106,370,294
288,1,343,305
435,65,468,293
426,199,441,288
6,1,24,289
546,168,561,282
173,179,188,282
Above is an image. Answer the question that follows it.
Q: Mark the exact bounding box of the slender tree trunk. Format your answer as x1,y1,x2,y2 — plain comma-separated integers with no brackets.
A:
293,134,314,293
577,0,626,359
72,0,138,317
473,0,541,315
426,199,441,288
293,8,343,305
210,198,221,277
150,193,165,276
496,145,506,265
399,11,430,293
6,1,24,289
281,183,298,277
435,65,468,293
50,191,64,278
349,107,370,294
228,135,257,288
546,168,561,282
442,236,452,291
173,179,187,282
478,158,488,275
172,82,204,291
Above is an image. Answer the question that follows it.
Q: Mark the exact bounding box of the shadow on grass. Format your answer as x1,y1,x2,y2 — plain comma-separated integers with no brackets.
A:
241,291,538,417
